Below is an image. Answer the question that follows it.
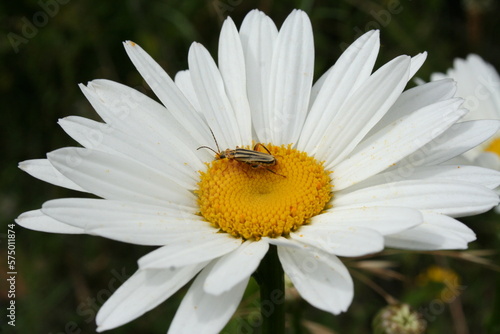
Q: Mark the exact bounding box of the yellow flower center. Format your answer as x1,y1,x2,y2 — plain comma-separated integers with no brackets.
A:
196,144,332,240
417,265,459,286
485,137,500,157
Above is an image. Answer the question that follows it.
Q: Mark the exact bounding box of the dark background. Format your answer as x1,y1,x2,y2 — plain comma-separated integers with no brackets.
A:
1,0,500,333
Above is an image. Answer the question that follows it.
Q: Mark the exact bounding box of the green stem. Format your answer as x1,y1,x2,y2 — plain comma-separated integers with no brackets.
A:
256,245,285,334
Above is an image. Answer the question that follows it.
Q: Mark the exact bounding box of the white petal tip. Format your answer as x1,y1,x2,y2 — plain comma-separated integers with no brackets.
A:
223,16,235,24
45,151,56,160
123,40,138,47
95,323,115,333
95,316,115,332
361,29,380,38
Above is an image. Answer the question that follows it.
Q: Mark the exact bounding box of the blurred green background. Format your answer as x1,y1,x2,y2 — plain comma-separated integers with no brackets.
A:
1,0,500,333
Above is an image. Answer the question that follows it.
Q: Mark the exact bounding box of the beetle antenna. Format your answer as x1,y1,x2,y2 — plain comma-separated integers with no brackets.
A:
207,126,220,153
197,146,219,155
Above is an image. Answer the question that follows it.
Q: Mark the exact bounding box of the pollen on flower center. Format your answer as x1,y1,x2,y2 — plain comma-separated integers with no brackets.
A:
485,137,500,157
196,144,332,240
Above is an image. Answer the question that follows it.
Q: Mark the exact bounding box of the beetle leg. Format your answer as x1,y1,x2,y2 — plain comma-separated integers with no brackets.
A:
265,167,286,178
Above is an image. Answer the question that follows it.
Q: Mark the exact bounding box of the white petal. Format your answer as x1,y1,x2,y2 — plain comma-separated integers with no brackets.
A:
16,209,84,234
265,236,305,249
450,54,500,121
218,17,252,144
267,9,314,145
308,66,331,110
367,78,457,136
41,198,211,245
58,116,199,189
188,42,241,149
19,159,86,192
81,79,192,143
290,226,384,257
299,30,380,153
425,213,475,242
398,120,500,167
343,165,500,194
474,151,500,170
334,180,499,217
59,116,114,152
311,206,422,235
96,263,206,332
429,72,447,81
332,98,466,190
203,240,269,295
385,212,475,250
168,262,249,334
239,9,278,143
317,56,411,168
138,234,242,269
47,147,196,208
122,41,211,146
80,80,207,172
309,30,380,110
278,243,353,314
409,52,427,78
174,70,201,112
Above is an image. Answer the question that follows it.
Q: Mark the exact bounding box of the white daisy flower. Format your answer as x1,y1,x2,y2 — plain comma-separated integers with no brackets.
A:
430,54,500,212
16,9,500,333
430,54,500,170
